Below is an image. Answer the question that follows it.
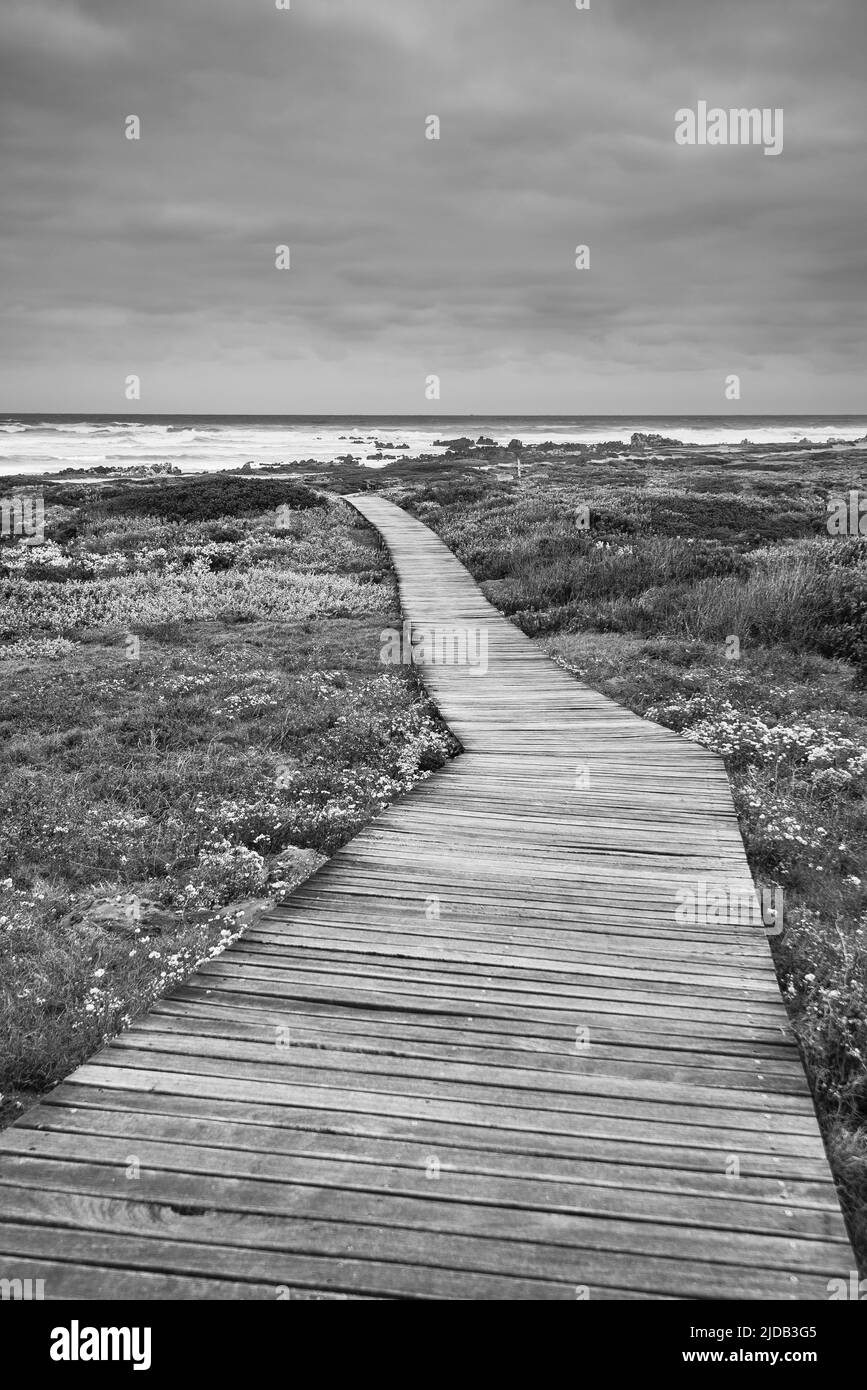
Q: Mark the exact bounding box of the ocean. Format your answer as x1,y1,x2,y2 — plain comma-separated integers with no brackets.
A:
1,415,866,476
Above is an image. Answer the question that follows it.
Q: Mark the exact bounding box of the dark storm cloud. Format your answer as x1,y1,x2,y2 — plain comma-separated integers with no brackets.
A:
1,0,864,411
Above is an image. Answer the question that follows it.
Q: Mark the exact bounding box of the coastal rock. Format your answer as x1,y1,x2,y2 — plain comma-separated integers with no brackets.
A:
476,436,495,445
125,462,182,478
630,432,684,448
269,844,328,900
434,437,473,450
211,897,271,929
58,893,175,936
507,439,524,454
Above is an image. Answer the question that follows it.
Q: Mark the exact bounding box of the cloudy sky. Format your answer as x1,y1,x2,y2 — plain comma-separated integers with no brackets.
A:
1,0,865,414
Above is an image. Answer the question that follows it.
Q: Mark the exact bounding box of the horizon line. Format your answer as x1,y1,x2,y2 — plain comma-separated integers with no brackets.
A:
2,412,866,422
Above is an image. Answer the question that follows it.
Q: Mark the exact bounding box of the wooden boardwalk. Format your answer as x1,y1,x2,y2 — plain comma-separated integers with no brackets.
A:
0,496,855,1299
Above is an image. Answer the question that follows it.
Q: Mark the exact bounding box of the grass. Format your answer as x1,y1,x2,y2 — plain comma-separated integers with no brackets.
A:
393,458,867,1269
101,476,322,522
0,483,458,1119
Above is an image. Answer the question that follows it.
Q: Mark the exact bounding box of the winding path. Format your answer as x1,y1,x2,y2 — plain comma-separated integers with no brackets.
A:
0,496,854,1299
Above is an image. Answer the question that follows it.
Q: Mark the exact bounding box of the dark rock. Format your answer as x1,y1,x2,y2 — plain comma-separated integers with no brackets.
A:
58,893,175,936
629,432,684,448
211,897,271,929
269,845,328,902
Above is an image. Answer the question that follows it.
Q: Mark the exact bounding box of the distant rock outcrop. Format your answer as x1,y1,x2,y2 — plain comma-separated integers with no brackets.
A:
630,432,684,448
125,462,182,478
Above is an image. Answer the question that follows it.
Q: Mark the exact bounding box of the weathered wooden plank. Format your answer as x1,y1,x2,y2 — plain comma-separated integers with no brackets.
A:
20,1106,838,1208
1,1129,844,1241
0,1164,852,1292
36,1081,840,1182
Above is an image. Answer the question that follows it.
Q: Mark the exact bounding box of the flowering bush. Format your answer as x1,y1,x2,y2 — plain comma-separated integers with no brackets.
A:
645,693,867,791
179,841,269,909
0,636,74,661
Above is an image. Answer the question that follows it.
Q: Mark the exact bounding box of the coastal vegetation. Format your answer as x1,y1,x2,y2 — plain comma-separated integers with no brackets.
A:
0,479,457,1118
